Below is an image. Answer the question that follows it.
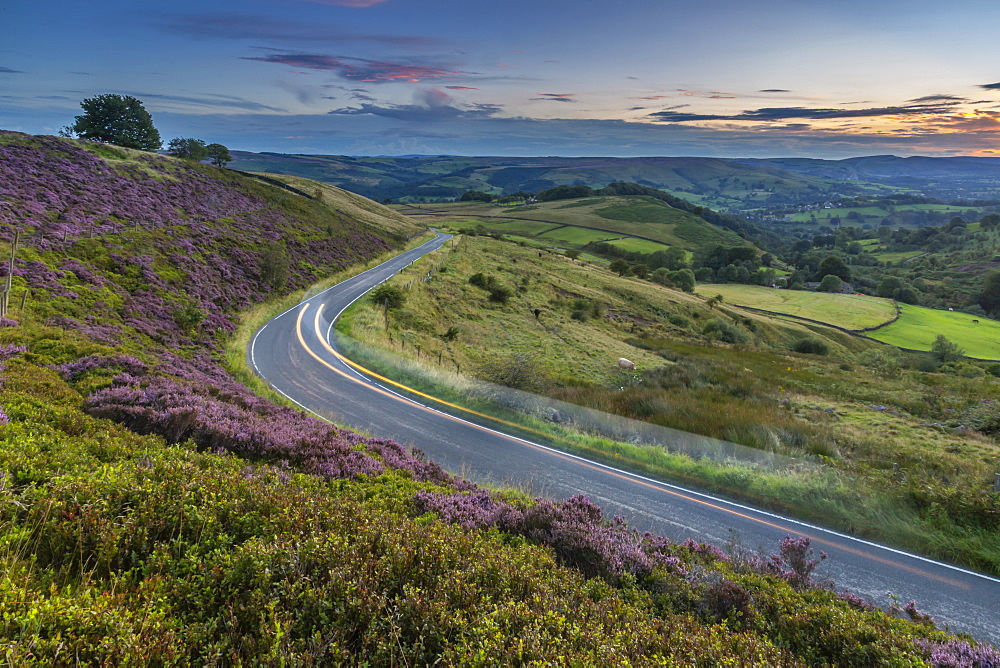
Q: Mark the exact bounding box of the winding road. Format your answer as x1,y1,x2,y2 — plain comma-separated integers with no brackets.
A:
250,233,1000,645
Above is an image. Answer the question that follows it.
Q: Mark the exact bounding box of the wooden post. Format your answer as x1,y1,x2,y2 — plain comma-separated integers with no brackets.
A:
1,229,17,319
995,473,1000,493
18,287,28,312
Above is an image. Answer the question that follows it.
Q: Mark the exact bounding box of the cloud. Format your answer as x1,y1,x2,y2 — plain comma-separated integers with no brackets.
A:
446,86,479,90
244,52,465,82
979,82,1000,90
649,101,963,123
0,67,23,74
629,95,669,100
907,94,968,103
531,93,577,103
119,90,285,113
163,13,438,48
328,87,502,122
759,89,790,93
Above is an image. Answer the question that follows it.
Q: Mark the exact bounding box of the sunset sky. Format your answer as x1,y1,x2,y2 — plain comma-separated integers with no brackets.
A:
4,0,1000,157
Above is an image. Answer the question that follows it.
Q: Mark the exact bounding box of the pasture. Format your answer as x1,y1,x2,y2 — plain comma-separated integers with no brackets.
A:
693,284,897,330
868,304,1000,360
404,196,745,252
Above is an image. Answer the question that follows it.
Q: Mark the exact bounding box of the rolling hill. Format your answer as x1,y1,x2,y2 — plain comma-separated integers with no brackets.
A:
397,195,749,254
1,131,997,663
228,152,905,210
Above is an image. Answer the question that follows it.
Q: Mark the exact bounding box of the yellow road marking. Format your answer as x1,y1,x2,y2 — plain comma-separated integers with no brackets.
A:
291,302,969,589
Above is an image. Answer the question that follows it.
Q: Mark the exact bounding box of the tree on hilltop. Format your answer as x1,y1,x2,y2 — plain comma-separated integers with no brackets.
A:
64,94,161,151
205,143,233,168
167,137,208,161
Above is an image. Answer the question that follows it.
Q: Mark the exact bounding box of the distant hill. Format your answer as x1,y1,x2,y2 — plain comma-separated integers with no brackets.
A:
737,155,1000,201
228,152,905,210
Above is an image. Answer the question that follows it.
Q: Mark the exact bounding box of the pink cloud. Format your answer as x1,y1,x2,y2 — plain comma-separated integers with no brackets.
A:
244,53,463,82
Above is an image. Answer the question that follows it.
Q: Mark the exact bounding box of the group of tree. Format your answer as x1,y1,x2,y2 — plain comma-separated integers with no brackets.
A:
60,94,231,166
167,137,233,167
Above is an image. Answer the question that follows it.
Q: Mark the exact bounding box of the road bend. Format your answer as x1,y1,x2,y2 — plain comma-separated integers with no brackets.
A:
250,232,1000,644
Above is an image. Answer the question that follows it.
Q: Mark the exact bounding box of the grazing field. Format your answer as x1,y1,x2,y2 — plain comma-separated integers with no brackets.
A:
786,203,982,228
402,196,746,252
606,237,676,254
537,225,620,246
868,304,1000,359
694,284,897,330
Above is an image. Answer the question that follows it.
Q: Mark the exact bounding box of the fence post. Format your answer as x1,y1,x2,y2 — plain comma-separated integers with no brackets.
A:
994,473,1000,493
1,229,18,319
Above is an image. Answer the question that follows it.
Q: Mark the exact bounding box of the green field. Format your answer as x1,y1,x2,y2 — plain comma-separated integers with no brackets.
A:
868,304,1000,359
876,250,924,263
404,197,745,252
787,203,981,227
536,226,620,246
694,284,897,330
606,237,675,254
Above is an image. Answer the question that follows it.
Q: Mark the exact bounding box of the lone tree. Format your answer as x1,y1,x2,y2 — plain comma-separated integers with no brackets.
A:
167,137,208,161
205,143,233,168
371,284,405,330
65,94,161,151
931,334,964,364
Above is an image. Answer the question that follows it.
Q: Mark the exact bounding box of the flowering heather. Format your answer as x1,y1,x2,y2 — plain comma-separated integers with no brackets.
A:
415,489,684,581
57,354,148,380
914,638,1000,667
86,374,463,486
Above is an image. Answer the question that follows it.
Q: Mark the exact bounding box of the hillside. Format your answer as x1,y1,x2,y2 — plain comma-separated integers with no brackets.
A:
338,234,1000,575
0,132,996,663
398,195,748,254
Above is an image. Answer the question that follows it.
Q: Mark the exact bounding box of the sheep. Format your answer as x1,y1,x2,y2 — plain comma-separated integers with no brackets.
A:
617,358,637,371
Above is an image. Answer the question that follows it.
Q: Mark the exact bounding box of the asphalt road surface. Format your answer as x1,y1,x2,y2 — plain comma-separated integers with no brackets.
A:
250,233,1000,645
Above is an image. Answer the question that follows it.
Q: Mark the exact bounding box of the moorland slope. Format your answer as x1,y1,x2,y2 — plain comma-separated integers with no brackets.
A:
0,131,996,663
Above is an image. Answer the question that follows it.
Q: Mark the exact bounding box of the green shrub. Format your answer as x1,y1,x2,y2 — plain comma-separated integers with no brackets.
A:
488,286,513,304
668,313,690,329
702,318,749,344
792,338,830,355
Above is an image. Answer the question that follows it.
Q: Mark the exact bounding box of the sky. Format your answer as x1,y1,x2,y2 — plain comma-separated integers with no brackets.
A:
4,0,1000,158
